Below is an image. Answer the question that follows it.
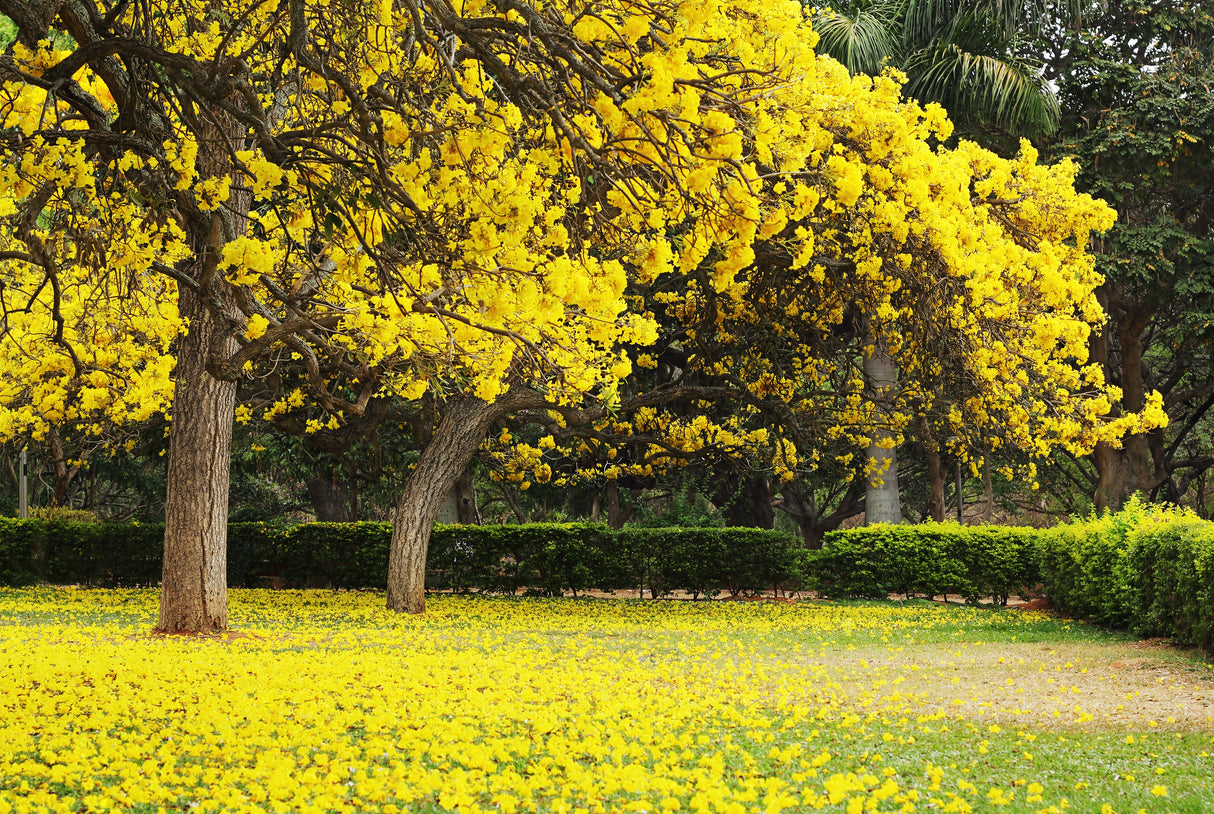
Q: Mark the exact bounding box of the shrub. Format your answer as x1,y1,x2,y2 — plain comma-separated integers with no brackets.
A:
816,523,1038,603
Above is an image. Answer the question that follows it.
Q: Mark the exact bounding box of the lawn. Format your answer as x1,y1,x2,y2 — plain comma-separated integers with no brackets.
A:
1,588,1211,814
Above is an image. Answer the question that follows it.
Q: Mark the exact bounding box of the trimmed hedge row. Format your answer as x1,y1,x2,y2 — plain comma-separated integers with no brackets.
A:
3,502,1212,654
812,523,1039,604
1035,500,1214,651
0,519,805,597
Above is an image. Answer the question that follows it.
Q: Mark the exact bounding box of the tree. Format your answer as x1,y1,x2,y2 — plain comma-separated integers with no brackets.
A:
1036,0,1214,511
0,0,1150,628
811,0,1063,139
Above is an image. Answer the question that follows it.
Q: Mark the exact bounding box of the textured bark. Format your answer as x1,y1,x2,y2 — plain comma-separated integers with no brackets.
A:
156,285,238,633
454,466,480,524
918,417,945,522
156,105,249,633
864,339,902,524
306,470,352,522
1092,301,1160,511
605,481,628,530
387,393,535,613
47,426,79,507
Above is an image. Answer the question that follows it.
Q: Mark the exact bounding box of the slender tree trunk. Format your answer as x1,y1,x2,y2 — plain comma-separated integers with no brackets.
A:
982,456,994,524
864,338,902,524
918,416,945,522
387,394,527,613
156,285,238,633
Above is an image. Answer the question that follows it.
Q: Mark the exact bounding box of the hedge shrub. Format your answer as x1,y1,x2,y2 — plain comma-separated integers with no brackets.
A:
0,520,800,597
4,502,1213,655
815,523,1038,604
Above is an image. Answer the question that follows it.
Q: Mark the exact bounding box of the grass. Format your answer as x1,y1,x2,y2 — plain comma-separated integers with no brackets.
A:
0,588,1212,813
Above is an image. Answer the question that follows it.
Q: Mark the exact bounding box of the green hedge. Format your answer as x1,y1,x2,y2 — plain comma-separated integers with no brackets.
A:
0,520,801,596
4,503,1212,653
1034,499,1214,652
815,523,1039,604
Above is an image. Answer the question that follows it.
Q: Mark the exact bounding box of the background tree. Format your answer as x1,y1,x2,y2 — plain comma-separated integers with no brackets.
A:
1033,0,1214,511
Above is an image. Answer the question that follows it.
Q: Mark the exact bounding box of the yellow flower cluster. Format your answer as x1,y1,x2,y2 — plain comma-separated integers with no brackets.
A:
2,589,1210,814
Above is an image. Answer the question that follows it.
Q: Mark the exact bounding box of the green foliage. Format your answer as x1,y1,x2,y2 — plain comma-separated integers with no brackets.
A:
816,522,1039,603
1127,521,1214,651
280,522,391,588
1036,498,1214,652
28,506,101,523
429,523,624,596
0,520,800,597
629,489,724,528
7,504,1214,654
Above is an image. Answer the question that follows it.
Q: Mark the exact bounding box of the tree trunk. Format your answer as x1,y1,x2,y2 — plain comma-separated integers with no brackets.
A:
864,338,902,524
1093,299,1159,511
454,466,480,524
156,285,238,633
918,416,945,522
606,481,627,530
723,475,775,528
156,108,249,633
387,394,525,613
982,456,994,524
306,469,351,522
47,426,78,508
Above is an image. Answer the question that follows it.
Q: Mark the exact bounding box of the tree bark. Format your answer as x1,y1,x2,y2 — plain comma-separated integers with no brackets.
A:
605,481,628,530
156,105,249,633
156,284,238,633
918,416,945,522
306,468,352,522
454,466,480,524
46,426,78,508
864,338,902,524
387,393,532,613
1092,299,1159,511
982,456,994,524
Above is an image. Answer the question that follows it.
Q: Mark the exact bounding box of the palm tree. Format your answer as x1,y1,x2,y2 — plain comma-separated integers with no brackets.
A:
811,0,1067,138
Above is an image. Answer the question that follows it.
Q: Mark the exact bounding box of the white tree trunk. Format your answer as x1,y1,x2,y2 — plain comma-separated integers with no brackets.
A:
864,339,902,525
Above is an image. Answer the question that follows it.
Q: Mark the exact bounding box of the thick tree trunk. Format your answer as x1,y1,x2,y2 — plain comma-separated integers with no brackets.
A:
157,107,249,633
605,481,628,530
454,466,480,524
387,394,525,613
47,427,78,508
306,469,351,522
864,338,902,524
1092,299,1159,511
156,286,238,633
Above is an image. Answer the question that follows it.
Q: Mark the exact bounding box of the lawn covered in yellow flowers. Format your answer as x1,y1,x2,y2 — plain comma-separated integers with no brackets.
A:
2,589,1212,814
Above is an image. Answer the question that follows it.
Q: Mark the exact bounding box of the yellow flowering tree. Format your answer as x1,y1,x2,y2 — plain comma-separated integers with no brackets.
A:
0,0,1160,628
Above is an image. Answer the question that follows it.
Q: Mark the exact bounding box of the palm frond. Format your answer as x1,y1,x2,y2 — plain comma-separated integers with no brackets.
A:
905,38,1060,136
812,3,904,76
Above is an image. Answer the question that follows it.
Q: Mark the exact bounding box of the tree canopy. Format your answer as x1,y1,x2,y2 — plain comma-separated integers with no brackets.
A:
0,0,1157,627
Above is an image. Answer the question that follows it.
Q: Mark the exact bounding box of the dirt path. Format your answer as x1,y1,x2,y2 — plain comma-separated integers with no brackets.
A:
810,639,1214,730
